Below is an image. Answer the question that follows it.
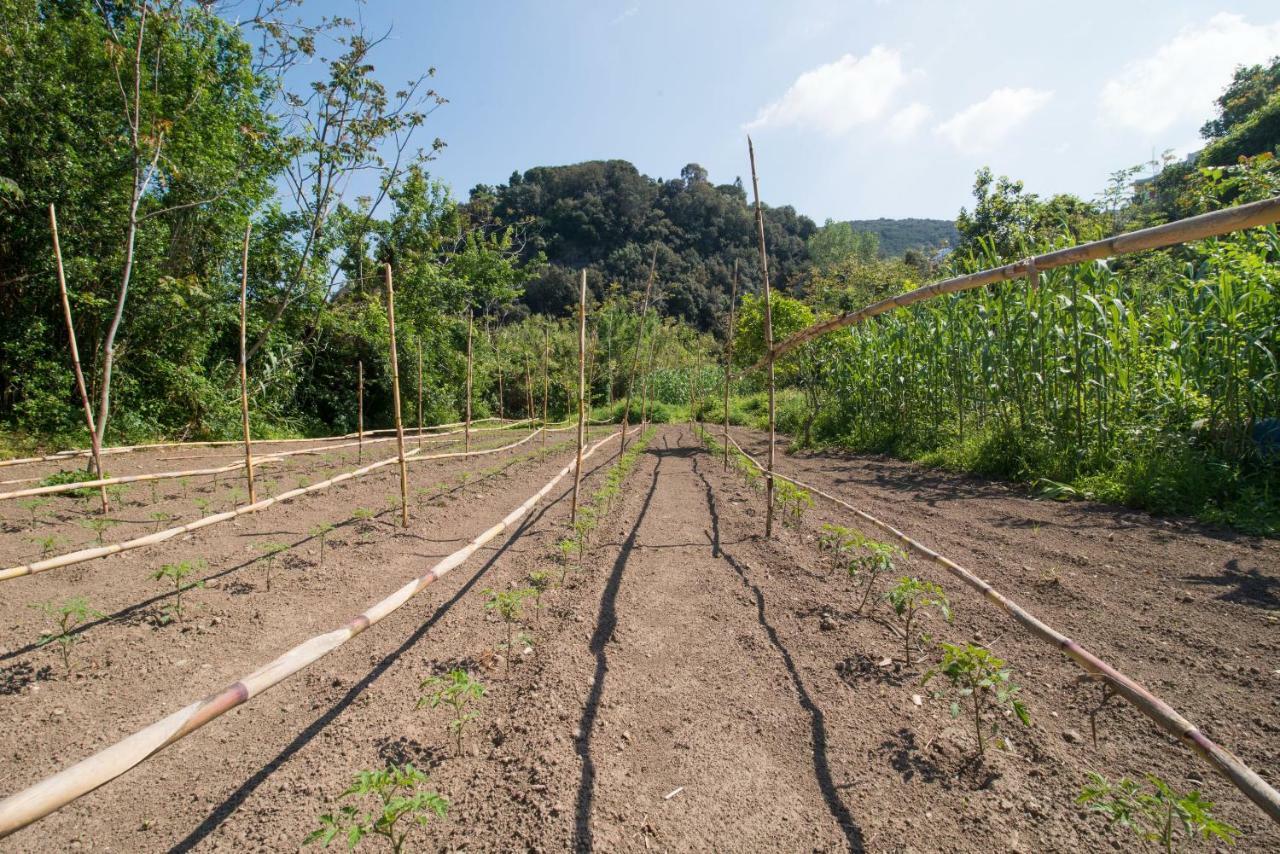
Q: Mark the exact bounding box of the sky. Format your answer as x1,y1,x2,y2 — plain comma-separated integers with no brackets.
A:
299,0,1280,222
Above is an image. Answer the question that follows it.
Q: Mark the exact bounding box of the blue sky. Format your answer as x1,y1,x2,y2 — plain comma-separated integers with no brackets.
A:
300,1,1280,222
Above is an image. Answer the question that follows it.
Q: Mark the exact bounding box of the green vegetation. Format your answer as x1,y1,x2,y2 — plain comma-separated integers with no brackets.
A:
848,538,904,615
305,764,447,854
1078,772,1239,851
885,577,951,667
32,597,104,675
923,642,1030,757
78,515,118,546
257,541,290,591
483,588,534,677
151,560,205,624
311,523,336,568
418,669,485,756
19,498,53,531
29,533,63,558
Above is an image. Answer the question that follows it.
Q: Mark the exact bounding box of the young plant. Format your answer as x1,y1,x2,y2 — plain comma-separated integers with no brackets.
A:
193,497,212,518
32,597,104,675
1077,772,1239,852
527,569,554,624
106,483,129,507
817,523,856,558
29,534,63,559
151,560,206,624
352,507,376,531
850,538,904,614
78,515,119,546
150,511,173,533
556,537,579,583
18,497,52,531
312,522,336,568
884,576,951,667
483,587,534,677
257,541,290,591
417,668,485,756
178,476,190,499
304,763,447,854
923,642,1030,757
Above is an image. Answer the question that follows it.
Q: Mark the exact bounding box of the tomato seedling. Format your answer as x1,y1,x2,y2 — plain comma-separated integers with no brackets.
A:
1077,772,1239,851
923,642,1030,757
483,587,534,678
418,668,485,756
257,541,290,590
885,576,951,667
151,560,206,624
32,596,104,675
304,763,447,854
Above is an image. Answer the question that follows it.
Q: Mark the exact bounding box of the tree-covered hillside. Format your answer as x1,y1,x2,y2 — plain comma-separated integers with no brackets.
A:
466,161,817,330
846,218,959,257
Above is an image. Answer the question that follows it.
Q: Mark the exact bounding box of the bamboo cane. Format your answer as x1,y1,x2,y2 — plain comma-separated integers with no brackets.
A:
571,270,587,524
719,428,1280,826
465,310,474,456
640,331,660,425
49,204,109,514
493,325,505,421
384,265,410,528
620,245,658,454
417,338,424,451
748,136,777,539
0,428,633,839
357,361,364,463
750,195,1280,372
238,224,256,505
524,353,534,420
542,327,550,447
724,259,738,470
0,428,547,583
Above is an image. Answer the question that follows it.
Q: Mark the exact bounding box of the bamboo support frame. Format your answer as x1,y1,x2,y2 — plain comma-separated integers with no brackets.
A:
719,428,1280,826
384,265,410,528
620,245,658,454
238,224,256,505
0,428,632,839
750,195,1280,373
571,270,587,524
0,428,548,583
49,204,109,514
723,259,738,470
357,360,364,463
417,339,424,451
542,327,550,448
748,136,777,539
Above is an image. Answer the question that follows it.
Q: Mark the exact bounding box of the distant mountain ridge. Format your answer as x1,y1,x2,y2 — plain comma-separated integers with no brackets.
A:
847,217,958,257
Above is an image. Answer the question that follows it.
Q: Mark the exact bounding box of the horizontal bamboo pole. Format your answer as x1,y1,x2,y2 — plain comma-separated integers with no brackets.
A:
0,418,515,470
0,427,635,839
0,429,551,583
720,428,1280,825
751,195,1280,371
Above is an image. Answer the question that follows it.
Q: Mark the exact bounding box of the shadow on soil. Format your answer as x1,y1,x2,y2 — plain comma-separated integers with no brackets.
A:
691,449,866,853
1184,558,1280,609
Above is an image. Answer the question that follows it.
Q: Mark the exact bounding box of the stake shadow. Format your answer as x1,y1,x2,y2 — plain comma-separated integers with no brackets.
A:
691,451,866,853
573,455,663,853
1184,558,1280,609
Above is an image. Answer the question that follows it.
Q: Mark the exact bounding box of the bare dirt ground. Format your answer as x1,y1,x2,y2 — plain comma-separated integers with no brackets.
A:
0,424,1277,852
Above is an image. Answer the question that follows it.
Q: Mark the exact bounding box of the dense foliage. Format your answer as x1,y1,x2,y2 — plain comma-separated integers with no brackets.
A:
846,218,958,257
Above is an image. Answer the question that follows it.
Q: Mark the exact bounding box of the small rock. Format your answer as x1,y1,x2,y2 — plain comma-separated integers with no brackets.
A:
1063,729,1084,744
819,613,838,631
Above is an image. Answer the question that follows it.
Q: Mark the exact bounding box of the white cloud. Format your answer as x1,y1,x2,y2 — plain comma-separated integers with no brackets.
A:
746,46,915,135
1100,13,1280,134
935,87,1052,154
887,102,930,138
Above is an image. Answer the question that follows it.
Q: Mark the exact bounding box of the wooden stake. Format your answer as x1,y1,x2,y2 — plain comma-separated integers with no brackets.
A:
724,259,738,470
493,327,505,420
357,361,364,463
417,337,424,450
465,310,474,456
571,270,587,523
541,327,550,448
640,331,659,425
384,264,409,528
49,204,108,513
748,136,776,539
524,353,534,420
620,245,657,454
238,224,256,505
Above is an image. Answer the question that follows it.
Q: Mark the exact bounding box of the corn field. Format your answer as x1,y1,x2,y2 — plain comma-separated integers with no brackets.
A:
800,228,1280,527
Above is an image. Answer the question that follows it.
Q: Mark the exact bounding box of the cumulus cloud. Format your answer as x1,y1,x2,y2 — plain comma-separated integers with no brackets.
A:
1100,13,1280,134
935,87,1052,154
746,46,915,135
887,102,930,138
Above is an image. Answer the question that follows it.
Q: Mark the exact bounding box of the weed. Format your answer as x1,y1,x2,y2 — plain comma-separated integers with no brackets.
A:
32,597,103,675
885,576,951,667
418,669,485,756
304,763,447,853
151,560,206,623
923,642,1030,757
1077,772,1239,851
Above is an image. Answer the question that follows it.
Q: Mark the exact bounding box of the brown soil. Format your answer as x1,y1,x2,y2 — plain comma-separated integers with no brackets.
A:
0,424,1277,852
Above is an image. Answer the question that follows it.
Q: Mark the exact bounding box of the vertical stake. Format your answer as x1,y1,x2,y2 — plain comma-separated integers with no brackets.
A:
357,360,364,462
465,310,473,456
749,136,777,540
49,204,108,514
417,337,424,449
238,223,256,505
724,259,738,470
524,353,535,421
542,327,550,447
385,264,409,528
571,270,587,524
